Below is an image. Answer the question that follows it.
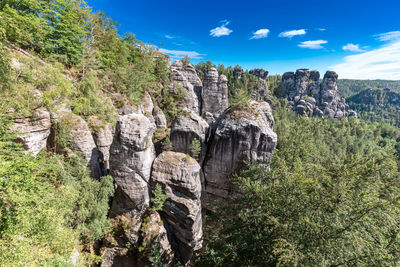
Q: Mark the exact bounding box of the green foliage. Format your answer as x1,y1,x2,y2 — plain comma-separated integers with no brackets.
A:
217,64,263,105
267,74,283,97
347,88,400,127
0,0,89,65
195,60,216,80
0,114,114,266
338,79,400,98
151,184,168,211
197,101,400,266
189,138,201,159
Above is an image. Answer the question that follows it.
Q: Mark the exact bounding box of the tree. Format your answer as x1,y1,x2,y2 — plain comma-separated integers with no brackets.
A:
197,102,400,266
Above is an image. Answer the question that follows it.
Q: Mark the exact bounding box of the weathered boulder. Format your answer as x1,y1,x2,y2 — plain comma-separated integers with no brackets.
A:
170,61,202,114
50,104,101,178
203,101,277,204
110,113,156,215
151,151,202,264
170,109,209,163
201,68,229,123
11,107,51,156
153,106,167,128
91,118,114,176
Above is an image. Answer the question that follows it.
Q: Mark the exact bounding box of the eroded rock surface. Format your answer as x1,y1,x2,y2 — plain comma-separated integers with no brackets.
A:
203,101,277,204
170,109,209,163
282,69,357,119
201,68,228,123
151,151,202,264
170,60,202,114
110,113,156,215
50,104,101,178
11,107,51,156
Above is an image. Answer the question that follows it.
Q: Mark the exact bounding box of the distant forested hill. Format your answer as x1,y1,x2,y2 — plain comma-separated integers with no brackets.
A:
347,88,400,127
338,79,400,98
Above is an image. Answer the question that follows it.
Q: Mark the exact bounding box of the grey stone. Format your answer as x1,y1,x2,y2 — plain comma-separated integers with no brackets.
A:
203,101,277,204
110,113,156,215
151,151,202,264
11,107,51,156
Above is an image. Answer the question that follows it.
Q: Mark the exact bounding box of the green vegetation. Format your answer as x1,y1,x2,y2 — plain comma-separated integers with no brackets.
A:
347,88,400,127
189,138,201,159
0,115,114,266
151,184,168,211
197,99,400,266
338,79,400,98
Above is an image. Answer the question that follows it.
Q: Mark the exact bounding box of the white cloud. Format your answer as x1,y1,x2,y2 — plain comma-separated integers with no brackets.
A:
165,34,174,39
331,40,400,80
279,29,306,38
298,40,327,49
210,20,233,37
342,43,365,52
158,48,206,59
375,31,400,41
250,28,270,39
316,28,326,31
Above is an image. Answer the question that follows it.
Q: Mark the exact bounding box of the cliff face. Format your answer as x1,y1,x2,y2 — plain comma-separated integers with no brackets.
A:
14,58,360,265
282,69,358,119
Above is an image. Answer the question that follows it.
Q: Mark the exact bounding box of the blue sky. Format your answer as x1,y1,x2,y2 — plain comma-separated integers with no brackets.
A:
88,0,400,79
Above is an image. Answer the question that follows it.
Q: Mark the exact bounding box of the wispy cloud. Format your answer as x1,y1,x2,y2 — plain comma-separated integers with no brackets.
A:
375,31,400,42
331,40,400,80
279,29,306,38
316,28,326,31
250,28,270,39
298,40,327,49
158,48,206,59
165,34,174,39
210,20,233,37
342,43,365,52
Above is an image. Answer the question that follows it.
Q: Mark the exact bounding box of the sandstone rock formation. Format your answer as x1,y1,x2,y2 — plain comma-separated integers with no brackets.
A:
11,107,51,156
91,118,114,175
50,104,101,178
101,211,173,267
249,68,269,80
249,68,270,101
282,69,357,119
170,60,202,114
110,113,156,215
201,68,228,123
151,151,203,264
203,101,277,204
153,106,167,128
170,109,209,163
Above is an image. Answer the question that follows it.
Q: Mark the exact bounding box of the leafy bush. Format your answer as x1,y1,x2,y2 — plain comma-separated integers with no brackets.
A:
0,115,114,266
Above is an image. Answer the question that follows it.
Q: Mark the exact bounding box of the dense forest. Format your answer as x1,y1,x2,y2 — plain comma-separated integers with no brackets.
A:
1,0,400,266
337,79,400,98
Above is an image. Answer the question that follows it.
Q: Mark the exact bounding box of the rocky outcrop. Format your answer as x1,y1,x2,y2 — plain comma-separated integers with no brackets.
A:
151,151,202,264
249,68,270,101
153,106,167,128
101,211,173,267
110,113,156,215
282,69,357,119
50,104,101,178
201,68,229,124
11,107,51,156
170,61,202,114
91,118,114,176
203,101,277,204
170,109,209,163
249,68,269,80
